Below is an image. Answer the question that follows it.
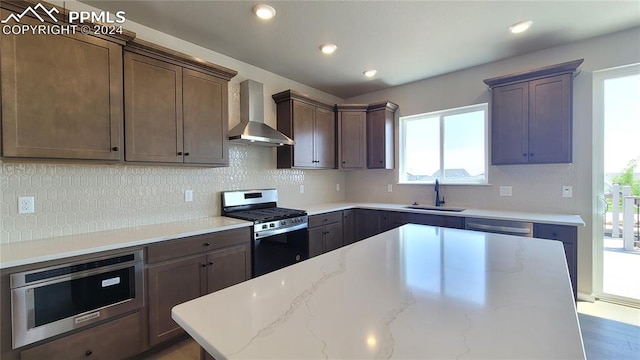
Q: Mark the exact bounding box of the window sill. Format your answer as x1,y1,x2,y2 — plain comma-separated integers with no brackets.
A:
397,182,491,186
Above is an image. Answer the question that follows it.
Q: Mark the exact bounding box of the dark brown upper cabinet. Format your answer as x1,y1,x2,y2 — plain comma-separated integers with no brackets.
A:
124,39,236,166
273,90,336,169
0,7,134,162
484,59,583,165
336,104,368,170
367,101,398,169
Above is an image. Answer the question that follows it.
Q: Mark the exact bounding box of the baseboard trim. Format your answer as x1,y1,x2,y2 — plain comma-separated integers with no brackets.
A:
578,292,596,302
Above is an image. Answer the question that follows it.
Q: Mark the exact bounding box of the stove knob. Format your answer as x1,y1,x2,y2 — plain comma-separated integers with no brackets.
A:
269,223,275,228
281,221,286,226
262,224,267,230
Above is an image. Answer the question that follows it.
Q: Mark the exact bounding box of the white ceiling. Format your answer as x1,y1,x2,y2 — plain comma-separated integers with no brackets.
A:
85,1,640,98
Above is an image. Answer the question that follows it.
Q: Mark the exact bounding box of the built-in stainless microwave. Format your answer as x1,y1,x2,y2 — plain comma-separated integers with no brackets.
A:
10,250,144,348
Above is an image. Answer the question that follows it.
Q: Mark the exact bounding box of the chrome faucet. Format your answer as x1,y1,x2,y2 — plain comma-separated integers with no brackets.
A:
434,179,445,207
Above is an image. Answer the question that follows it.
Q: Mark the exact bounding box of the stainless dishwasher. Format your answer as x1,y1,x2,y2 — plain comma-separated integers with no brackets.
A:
465,217,533,237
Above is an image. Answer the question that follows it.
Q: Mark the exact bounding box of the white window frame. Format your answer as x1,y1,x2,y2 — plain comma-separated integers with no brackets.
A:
399,103,489,185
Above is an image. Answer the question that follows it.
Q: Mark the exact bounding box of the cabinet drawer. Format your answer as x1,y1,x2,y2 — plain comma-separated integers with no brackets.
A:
21,312,142,360
309,211,343,228
147,228,250,264
533,224,576,243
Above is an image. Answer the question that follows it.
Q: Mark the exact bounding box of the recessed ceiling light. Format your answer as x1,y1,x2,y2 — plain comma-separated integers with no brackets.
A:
363,69,377,78
252,4,276,20
509,20,533,34
319,43,338,55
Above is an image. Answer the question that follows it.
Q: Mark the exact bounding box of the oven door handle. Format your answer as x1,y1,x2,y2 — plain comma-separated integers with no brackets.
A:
255,223,308,239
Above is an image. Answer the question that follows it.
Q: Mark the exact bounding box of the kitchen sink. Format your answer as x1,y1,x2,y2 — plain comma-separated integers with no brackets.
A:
404,205,466,212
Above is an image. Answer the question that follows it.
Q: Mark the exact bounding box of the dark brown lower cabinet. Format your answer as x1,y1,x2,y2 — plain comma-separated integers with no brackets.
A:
20,312,143,360
308,212,344,257
146,229,251,346
533,223,578,299
354,209,387,241
406,213,465,229
147,254,205,346
355,209,466,242
342,209,356,245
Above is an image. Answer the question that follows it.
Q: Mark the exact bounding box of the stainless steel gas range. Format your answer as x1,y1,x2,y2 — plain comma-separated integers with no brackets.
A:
221,189,309,277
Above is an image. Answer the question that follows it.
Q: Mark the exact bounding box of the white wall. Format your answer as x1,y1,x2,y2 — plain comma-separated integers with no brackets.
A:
0,1,346,243
344,27,640,297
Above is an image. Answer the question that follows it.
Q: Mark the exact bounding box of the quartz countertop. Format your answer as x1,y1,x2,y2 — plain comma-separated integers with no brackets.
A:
0,217,251,269
173,224,585,360
0,202,584,269
304,202,586,226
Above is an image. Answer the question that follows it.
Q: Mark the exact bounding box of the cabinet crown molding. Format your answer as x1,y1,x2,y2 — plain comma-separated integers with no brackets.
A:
125,38,237,81
483,59,584,88
335,104,369,111
367,101,399,112
272,90,335,110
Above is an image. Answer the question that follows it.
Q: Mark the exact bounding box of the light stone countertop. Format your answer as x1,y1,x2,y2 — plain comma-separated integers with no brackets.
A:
0,217,251,269
0,202,584,269
303,202,586,226
172,224,585,360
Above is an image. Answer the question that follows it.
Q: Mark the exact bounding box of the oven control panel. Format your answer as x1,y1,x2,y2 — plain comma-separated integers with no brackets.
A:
254,216,308,239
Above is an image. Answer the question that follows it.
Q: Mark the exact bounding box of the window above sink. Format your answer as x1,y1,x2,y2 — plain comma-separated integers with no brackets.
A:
398,103,488,185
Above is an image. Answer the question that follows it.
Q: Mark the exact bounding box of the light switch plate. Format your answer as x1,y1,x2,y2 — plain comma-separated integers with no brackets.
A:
387,184,393,192
562,186,573,198
499,186,512,197
299,185,305,194
185,190,193,202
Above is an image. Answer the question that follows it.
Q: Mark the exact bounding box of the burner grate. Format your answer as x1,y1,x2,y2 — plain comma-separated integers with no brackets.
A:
226,207,306,222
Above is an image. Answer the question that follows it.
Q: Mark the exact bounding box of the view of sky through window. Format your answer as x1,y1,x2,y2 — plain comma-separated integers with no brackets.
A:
400,104,487,184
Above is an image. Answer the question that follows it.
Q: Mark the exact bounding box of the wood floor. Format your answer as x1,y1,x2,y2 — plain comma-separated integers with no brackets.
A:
141,302,640,359
579,313,640,359
139,338,199,360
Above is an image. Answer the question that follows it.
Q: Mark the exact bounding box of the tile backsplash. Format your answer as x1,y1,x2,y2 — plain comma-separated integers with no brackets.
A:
0,145,345,243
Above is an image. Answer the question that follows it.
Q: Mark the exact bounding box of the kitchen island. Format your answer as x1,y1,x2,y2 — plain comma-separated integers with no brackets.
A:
173,224,585,359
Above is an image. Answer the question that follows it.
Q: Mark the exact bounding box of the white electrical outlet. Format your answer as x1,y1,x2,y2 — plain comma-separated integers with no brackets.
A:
562,186,573,198
387,184,393,192
336,183,340,191
499,186,512,197
299,185,305,194
18,196,35,214
185,190,193,202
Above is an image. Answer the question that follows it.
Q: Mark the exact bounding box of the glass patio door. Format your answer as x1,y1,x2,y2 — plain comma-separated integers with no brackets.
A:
593,64,640,306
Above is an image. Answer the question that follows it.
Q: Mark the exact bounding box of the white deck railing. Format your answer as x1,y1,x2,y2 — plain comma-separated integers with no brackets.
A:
607,184,640,251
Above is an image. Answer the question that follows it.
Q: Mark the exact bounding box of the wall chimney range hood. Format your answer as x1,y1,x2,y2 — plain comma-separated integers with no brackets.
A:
228,80,294,146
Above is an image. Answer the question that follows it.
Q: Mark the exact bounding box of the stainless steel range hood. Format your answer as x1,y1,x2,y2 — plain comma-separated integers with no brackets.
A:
228,80,294,146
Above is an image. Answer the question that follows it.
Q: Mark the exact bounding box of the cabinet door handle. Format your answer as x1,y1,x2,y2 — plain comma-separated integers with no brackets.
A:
111,146,119,152
177,151,183,155
342,161,346,164
529,153,534,156
201,263,207,268
523,153,527,157
209,261,214,266
85,350,93,357
552,232,558,237
204,242,211,247
185,152,190,156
